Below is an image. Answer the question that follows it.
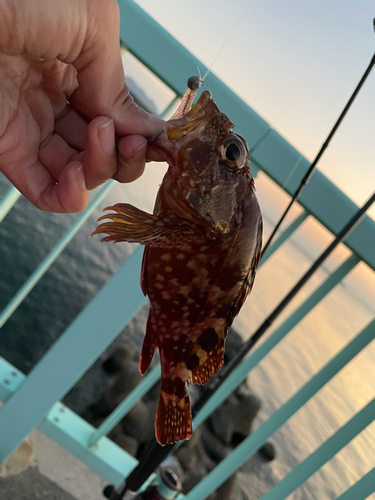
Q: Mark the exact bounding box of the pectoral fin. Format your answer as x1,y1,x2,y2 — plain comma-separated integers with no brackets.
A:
91,203,203,247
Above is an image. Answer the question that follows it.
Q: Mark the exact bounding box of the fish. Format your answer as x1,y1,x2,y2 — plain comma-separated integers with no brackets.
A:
92,90,263,445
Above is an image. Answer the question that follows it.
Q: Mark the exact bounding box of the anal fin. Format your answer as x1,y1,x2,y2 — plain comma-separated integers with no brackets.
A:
139,310,158,375
190,339,225,385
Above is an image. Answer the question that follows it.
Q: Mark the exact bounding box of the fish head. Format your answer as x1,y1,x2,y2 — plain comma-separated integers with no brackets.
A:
153,90,254,234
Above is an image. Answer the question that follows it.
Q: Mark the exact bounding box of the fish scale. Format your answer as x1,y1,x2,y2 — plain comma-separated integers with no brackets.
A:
92,90,263,445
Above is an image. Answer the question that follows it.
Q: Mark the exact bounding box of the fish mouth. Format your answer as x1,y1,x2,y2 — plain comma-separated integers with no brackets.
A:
166,90,214,141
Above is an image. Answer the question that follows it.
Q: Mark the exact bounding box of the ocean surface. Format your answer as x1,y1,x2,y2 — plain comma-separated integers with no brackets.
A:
0,165,374,499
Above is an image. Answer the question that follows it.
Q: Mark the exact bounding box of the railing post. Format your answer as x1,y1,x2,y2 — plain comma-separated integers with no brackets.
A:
0,187,22,222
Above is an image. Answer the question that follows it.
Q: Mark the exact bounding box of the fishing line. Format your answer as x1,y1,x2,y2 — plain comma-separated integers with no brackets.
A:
261,51,375,257
201,1,251,81
282,49,369,191
106,191,375,499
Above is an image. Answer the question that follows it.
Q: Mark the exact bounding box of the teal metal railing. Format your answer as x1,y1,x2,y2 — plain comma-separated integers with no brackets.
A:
0,1,374,498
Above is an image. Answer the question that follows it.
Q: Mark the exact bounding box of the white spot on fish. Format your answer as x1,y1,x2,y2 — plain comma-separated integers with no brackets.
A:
180,286,192,296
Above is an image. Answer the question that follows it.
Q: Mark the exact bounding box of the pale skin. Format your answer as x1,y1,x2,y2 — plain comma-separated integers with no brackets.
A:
0,0,165,213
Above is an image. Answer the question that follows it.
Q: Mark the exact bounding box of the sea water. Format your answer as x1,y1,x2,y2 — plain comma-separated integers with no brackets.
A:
0,167,374,499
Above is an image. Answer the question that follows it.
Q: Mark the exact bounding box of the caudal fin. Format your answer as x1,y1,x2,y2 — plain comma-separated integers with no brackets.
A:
155,384,193,445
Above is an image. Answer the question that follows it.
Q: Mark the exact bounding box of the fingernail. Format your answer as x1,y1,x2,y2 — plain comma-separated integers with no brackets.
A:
74,163,86,192
147,114,165,135
134,138,147,154
99,118,115,154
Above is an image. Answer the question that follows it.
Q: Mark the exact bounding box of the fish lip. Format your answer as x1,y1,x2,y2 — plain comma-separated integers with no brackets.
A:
166,90,213,139
182,90,212,121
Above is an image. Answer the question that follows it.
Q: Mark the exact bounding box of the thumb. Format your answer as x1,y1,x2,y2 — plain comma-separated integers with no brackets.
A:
68,0,163,136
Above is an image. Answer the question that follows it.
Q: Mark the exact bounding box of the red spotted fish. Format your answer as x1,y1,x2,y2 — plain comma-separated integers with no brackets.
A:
92,90,263,445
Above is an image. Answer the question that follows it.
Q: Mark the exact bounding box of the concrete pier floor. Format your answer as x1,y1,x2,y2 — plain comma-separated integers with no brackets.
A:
0,430,108,500
0,467,78,500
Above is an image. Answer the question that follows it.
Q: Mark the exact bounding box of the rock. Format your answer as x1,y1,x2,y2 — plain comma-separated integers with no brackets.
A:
0,438,35,477
121,400,151,442
224,328,245,363
85,361,143,422
143,378,161,403
231,394,262,444
107,423,125,442
182,469,209,494
102,344,136,375
209,401,235,445
110,362,143,401
235,381,253,399
175,427,204,472
214,473,237,500
201,427,229,462
258,442,276,461
175,444,198,473
210,393,261,446
140,400,159,443
112,434,138,457
86,394,115,420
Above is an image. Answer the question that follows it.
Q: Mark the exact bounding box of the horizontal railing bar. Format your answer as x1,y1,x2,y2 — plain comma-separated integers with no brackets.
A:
88,364,160,447
336,467,375,500
259,211,309,267
0,358,139,486
183,318,375,500
0,180,115,328
0,186,22,222
40,402,139,487
260,398,375,500
159,95,181,118
0,248,147,462
193,253,359,428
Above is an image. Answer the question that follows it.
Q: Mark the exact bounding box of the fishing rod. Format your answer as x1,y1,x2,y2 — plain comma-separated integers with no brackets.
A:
261,50,375,257
105,191,375,499
104,22,375,498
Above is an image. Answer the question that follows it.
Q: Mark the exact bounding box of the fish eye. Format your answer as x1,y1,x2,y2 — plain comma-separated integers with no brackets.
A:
225,143,241,163
221,136,248,170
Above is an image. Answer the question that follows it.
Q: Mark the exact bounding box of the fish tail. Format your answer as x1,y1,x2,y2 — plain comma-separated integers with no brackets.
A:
155,377,193,445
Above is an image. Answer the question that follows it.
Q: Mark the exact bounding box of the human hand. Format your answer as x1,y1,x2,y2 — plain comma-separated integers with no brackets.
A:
0,0,164,213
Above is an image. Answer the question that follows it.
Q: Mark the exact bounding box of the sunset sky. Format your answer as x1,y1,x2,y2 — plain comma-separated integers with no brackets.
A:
133,0,375,218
